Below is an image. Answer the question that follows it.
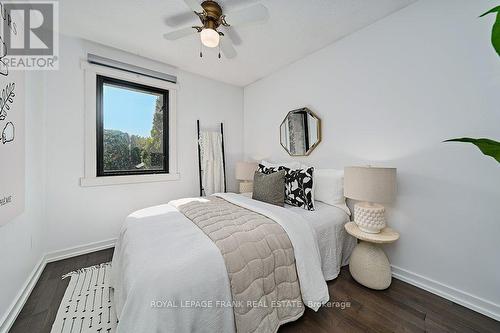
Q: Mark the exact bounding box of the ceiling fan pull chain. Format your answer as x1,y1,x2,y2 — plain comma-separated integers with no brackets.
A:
218,42,221,59
199,39,203,58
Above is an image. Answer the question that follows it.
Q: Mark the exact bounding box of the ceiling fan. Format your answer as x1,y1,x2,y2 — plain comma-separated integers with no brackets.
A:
163,0,269,59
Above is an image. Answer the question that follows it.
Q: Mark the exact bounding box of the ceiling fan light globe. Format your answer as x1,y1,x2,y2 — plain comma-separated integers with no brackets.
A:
200,28,219,48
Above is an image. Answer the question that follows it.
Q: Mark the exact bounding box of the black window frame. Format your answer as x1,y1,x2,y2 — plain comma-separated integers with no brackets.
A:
96,75,169,177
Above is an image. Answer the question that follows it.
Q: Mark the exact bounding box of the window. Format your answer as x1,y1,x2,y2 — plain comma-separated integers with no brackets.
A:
81,61,178,187
96,75,169,177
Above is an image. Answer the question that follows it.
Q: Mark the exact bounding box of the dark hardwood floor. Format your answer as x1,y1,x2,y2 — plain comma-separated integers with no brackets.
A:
9,248,114,333
9,248,500,333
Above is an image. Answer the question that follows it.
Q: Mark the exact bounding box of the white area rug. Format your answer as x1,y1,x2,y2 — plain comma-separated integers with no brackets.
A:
50,262,118,333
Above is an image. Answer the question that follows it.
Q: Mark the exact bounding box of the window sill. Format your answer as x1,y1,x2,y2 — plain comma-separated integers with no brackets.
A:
80,173,180,187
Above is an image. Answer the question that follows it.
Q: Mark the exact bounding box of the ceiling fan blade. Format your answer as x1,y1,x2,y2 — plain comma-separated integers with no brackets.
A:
220,37,237,59
164,12,197,28
221,26,242,46
224,4,269,27
163,27,196,40
183,0,204,13
220,0,259,12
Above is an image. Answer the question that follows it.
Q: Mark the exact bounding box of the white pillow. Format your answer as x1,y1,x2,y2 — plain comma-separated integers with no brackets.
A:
314,169,350,215
260,160,302,169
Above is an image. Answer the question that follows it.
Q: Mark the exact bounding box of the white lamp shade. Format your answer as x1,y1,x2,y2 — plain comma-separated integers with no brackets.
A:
344,166,396,203
235,161,258,181
200,28,220,48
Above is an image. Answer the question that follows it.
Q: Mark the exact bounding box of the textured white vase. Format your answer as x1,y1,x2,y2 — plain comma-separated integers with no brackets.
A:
354,202,386,233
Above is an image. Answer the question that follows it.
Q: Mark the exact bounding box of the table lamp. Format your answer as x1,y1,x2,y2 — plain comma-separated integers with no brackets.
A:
235,161,258,193
344,166,397,233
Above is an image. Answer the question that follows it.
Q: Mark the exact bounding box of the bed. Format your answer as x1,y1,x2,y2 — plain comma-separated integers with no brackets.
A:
284,201,356,281
110,193,355,333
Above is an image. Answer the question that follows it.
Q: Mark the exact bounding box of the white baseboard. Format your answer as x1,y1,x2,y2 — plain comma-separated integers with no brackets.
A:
392,265,500,321
45,238,116,263
0,238,117,333
0,257,45,333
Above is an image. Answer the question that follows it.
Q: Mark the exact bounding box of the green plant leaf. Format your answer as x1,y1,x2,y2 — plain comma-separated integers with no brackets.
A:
480,5,500,17
480,6,500,56
444,138,500,163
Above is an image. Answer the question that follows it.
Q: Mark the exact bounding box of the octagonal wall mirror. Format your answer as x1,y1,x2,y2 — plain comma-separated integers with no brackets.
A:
280,108,321,156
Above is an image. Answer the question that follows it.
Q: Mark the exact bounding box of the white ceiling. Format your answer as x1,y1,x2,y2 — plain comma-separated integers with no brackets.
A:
60,0,416,86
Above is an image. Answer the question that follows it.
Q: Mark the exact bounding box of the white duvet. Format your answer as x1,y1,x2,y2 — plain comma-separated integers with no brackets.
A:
111,193,329,333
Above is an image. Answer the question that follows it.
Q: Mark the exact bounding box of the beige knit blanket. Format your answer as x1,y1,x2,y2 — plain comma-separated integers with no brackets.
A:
177,197,304,333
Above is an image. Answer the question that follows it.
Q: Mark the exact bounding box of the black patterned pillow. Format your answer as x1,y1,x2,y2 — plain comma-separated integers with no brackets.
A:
257,164,315,210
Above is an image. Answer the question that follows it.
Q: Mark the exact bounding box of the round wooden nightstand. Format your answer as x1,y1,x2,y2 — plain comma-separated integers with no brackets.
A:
344,222,400,290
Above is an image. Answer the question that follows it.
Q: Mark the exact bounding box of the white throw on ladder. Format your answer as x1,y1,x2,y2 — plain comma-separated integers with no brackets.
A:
199,131,225,195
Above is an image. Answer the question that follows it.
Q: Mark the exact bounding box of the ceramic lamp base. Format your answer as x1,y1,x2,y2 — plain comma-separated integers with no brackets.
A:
239,181,253,194
354,202,386,234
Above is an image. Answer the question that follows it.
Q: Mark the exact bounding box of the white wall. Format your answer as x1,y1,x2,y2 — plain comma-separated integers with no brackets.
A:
244,0,500,318
42,36,243,253
0,72,46,329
